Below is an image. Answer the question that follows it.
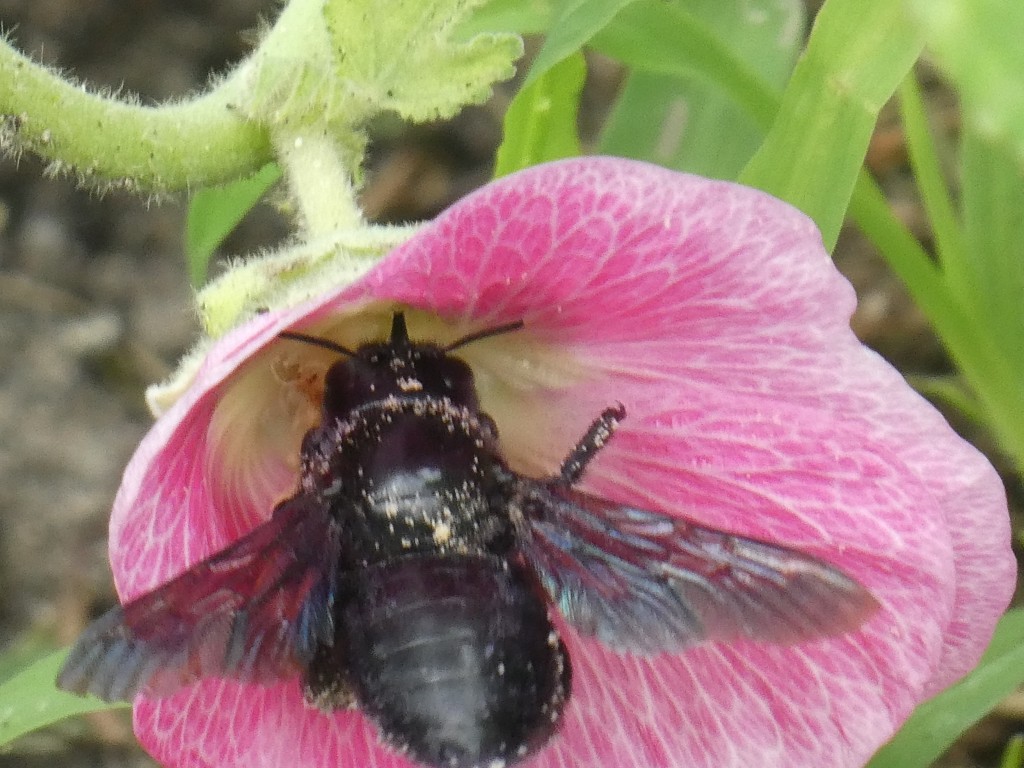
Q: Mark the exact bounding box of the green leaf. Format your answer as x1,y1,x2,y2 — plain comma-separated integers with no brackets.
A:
740,0,925,249
849,172,1024,473
904,374,988,428
867,609,1024,768
494,50,585,177
591,1,778,130
896,70,1024,466
891,68,1024,469
599,0,803,179
897,73,967,282
458,0,554,36
521,0,637,88
956,126,1024,467
1000,734,1024,768
186,163,282,287
0,636,53,685
0,650,129,747
323,0,522,122
960,127,1024,381
906,0,1024,170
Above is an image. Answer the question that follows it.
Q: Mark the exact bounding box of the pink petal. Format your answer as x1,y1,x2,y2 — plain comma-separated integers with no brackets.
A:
110,157,1013,768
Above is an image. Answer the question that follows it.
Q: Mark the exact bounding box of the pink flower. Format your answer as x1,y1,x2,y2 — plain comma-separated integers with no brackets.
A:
108,157,1012,768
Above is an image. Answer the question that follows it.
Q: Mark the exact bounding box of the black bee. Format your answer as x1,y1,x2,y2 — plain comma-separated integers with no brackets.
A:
58,312,877,768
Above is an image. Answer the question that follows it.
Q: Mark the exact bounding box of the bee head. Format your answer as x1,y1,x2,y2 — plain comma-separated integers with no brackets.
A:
283,313,522,419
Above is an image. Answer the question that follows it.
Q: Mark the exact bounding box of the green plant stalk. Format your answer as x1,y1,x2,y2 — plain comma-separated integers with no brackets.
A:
894,71,1024,469
868,609,1024,768
1000,735,1024,768
849,174,1024,473
520,0,635,90
252,0,371,234
897,72,968,282
494,50,585,177
0,38,271,191
591,0,779,131
596,0,802,180
2,0,519,234
904,374,987,429
741,0,925,248
958,131,1024,379
904,0,1024,172
0,0,374,206
274,130,365,236
0,651,129,748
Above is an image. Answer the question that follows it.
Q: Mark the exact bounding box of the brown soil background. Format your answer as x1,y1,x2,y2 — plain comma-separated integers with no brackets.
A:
0,2,1020,767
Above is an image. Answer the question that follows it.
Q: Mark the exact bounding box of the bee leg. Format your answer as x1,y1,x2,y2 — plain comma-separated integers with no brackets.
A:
556,403,626,486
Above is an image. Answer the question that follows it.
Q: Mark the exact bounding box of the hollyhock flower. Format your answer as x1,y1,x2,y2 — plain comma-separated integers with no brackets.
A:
107,157,1012,768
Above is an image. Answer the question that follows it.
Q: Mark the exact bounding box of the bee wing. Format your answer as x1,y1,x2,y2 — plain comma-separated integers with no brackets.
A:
57,493,339,702
518,483,878,654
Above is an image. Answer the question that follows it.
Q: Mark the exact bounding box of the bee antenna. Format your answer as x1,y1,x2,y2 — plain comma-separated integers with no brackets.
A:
279,331,356,357
445,319,525,351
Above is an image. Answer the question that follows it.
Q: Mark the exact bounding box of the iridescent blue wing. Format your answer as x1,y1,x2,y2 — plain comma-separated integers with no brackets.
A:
57,493,339,702
518,483,877,654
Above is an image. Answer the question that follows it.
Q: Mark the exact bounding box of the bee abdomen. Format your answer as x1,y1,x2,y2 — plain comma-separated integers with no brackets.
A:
344,555,570,768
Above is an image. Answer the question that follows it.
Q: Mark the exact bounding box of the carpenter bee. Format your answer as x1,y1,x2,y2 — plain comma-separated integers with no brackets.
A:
58,312,877,768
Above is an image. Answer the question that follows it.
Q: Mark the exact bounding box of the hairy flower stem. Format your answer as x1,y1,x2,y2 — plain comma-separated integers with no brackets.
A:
275,130,365,237
0,0,362,208
0,36,271,191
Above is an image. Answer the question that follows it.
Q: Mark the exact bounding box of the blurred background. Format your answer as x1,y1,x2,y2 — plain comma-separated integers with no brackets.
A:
0,1,1019,766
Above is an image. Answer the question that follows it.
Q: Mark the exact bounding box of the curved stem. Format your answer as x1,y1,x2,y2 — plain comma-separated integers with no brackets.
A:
0,37,272,191
274,129,365,236
240,0,369,234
